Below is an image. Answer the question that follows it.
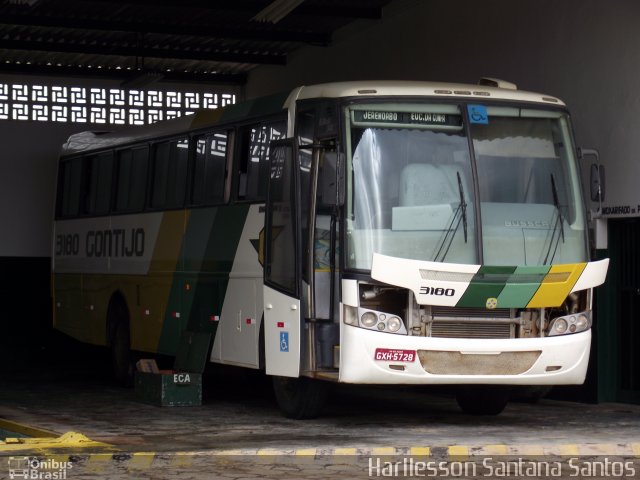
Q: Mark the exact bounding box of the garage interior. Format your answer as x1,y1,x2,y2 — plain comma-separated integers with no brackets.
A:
1,0,639,473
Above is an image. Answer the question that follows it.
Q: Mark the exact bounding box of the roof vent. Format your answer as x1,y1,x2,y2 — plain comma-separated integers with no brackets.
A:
478,77,517,90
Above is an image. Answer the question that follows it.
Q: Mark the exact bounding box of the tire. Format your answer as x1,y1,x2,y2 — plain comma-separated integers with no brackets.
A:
456,386,511,415
108,298,134,387
272,376,328,419
512,386,552,404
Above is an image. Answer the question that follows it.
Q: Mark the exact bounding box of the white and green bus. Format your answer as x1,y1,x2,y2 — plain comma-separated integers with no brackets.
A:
53,80,608,417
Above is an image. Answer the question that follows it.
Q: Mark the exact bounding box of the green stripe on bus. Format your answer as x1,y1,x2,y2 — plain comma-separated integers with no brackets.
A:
495,265,550,308
187,205,250,334
157,205,251,355
456,266,516,307
182,208,221,336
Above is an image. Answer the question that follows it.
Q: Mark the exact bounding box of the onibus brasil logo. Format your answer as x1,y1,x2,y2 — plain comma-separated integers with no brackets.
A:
8,457,72,479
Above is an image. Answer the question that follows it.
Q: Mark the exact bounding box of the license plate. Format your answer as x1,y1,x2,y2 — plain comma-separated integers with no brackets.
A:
374,348,416,362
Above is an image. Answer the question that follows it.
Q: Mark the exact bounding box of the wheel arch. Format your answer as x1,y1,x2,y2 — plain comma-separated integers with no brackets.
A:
106,290,130,347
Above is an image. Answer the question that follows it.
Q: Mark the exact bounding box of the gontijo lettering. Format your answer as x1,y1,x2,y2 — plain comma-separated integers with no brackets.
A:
55,228,145,257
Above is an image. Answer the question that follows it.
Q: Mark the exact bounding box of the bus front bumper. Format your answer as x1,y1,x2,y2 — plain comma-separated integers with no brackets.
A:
338,323,591,385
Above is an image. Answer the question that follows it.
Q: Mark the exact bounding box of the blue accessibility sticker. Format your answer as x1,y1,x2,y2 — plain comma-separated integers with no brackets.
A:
468,104,489,124
280,331,289,352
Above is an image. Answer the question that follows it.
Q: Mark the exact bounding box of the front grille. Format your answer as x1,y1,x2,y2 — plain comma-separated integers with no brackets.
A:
418,350,541,375
430,321,514,339
431,306,512,318
427,306,517,339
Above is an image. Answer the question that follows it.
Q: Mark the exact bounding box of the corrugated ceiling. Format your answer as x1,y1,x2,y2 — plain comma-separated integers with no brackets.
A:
0,0,393,86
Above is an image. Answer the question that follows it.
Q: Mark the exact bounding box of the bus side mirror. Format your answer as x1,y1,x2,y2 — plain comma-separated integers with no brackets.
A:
578,148,605,204
590,163,605,203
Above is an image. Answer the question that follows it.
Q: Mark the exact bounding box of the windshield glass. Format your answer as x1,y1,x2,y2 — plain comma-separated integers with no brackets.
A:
471,108,587,265
345,104,477,270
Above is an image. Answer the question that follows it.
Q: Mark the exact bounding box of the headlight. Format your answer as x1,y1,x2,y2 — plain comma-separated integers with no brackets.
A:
576,314,589,330
387,316,402,332
548,311,592,336
351,308,407,335
361,311,378,327
553,318,568,334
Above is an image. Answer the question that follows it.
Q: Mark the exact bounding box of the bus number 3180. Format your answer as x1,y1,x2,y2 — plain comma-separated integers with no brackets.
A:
420,286,455,296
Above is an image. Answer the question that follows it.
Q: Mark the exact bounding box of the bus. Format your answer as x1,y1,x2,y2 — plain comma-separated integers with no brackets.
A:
52,80,609,417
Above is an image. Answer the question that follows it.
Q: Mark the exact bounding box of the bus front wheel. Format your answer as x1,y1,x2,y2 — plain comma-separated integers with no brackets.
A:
456,386,511,415
272,376,328,419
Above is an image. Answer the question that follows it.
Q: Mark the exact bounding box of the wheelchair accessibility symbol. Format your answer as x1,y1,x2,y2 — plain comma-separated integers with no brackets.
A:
467,104,489,124
280,331,289,352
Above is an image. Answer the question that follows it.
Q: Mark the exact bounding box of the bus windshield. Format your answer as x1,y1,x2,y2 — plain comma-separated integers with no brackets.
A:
472,108,587,266
345,103,587,271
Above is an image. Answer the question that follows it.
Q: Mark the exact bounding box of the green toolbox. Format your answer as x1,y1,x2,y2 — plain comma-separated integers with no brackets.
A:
134,331,211,407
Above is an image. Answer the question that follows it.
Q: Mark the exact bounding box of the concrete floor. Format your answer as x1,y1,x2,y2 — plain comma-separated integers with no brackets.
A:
1,332,639,479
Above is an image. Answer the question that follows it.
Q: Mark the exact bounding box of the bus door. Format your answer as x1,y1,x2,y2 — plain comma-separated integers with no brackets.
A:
263,139,303,377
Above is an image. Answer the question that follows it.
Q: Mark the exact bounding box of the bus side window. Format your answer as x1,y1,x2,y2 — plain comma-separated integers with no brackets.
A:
192,131,227,205
150,137,189,209
82,151,113,216
58,158,83,218
238,120,286,201
115,146,148,212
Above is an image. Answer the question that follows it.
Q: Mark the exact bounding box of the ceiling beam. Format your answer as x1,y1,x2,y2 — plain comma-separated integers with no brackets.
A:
0,38,288,65
75,0,384,19
0,61,248,85
0,13,332,45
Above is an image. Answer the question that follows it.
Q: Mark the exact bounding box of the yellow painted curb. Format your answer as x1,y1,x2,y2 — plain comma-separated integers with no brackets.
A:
448,445,469,457
128,452,155,469
0,431,112,452
409,447,430,456
0,418,58,438
294,448,319,456
333,448,358,455
371,447,396,456
557,444,580,456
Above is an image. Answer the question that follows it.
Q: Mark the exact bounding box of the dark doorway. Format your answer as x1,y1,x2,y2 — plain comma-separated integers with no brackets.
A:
597,218,640,404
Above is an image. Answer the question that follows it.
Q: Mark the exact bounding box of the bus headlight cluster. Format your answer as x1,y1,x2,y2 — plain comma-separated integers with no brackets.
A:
358,309,407,335
361,311,377,327
548,311,591,336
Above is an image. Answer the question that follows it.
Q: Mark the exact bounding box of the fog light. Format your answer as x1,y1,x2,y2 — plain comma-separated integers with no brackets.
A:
377,322,386,331
387,316,402,332
361,311,378,327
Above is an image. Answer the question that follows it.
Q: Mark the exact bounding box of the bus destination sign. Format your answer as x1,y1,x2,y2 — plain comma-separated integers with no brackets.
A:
354,110,461,127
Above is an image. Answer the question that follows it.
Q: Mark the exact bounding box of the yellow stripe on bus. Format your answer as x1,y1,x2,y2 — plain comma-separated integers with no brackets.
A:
144,210,189,352
526,263,586,308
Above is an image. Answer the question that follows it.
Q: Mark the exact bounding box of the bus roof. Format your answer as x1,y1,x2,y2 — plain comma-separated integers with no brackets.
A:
61,91,291,156
61,80,564,156
287,80,565,107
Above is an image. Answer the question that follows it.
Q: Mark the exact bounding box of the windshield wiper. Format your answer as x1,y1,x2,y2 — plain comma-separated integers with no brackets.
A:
457,171,468,243
543,173,565,264
433,171,468,262
550,173,565,242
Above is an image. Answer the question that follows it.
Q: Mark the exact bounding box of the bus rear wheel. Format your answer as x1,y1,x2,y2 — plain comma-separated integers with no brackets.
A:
108,297,133,387
272,376,328,419
456,386,511,415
